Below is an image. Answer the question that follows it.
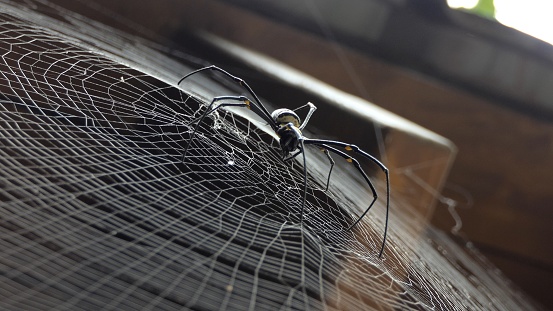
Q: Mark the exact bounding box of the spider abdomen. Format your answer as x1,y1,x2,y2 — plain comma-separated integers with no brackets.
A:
276,123,302,156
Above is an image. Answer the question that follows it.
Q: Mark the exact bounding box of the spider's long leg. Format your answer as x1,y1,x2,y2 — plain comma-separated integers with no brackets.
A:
279,143,308,227
299,140,308,228
178,65,277,131
320,148,335,192
182,95,250,161
293,102,317,130
282,149,303,162
304,139,389,258
311,143,378,226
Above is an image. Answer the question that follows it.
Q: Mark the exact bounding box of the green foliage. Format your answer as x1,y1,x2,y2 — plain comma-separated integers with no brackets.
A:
467,0,496,19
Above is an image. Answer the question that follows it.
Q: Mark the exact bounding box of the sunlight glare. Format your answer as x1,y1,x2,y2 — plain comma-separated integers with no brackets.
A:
448,0,553,45
447,0,478,9
494,0,553,44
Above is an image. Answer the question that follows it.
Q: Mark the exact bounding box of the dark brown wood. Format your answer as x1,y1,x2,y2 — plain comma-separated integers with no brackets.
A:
44,0,553,308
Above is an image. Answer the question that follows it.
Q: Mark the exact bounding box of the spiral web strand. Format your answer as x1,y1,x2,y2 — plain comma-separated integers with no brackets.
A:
0,1,543,310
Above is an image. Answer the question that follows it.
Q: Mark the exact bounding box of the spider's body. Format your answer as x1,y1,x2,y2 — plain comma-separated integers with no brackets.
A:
278,127,303,161
277,123,302,157
270,109,303,157
178,65,390,258
272,108,301,128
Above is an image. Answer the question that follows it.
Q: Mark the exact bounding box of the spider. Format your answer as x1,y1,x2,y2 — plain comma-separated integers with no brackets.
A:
178,65,390,257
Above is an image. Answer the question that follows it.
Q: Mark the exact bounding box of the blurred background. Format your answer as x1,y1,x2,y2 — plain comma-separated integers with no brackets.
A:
44,0,553,308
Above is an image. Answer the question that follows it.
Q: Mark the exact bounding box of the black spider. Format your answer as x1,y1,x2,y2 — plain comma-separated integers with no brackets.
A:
178,66,390,257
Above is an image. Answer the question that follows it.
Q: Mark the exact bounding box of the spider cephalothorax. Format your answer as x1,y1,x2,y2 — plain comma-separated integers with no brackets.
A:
178,65,390,257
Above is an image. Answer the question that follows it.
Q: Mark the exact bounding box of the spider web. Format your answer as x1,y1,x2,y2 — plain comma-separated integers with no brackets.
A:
0,0,543,310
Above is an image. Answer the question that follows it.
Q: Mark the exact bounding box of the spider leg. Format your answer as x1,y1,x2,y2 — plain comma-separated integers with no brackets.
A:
293,102,317,130
312,143,379,226
304,139,389,258
182,95,252,161
178,65,277,131
319,148,335,192
277,144,308,227
299,140,307,227
282,149,303,162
